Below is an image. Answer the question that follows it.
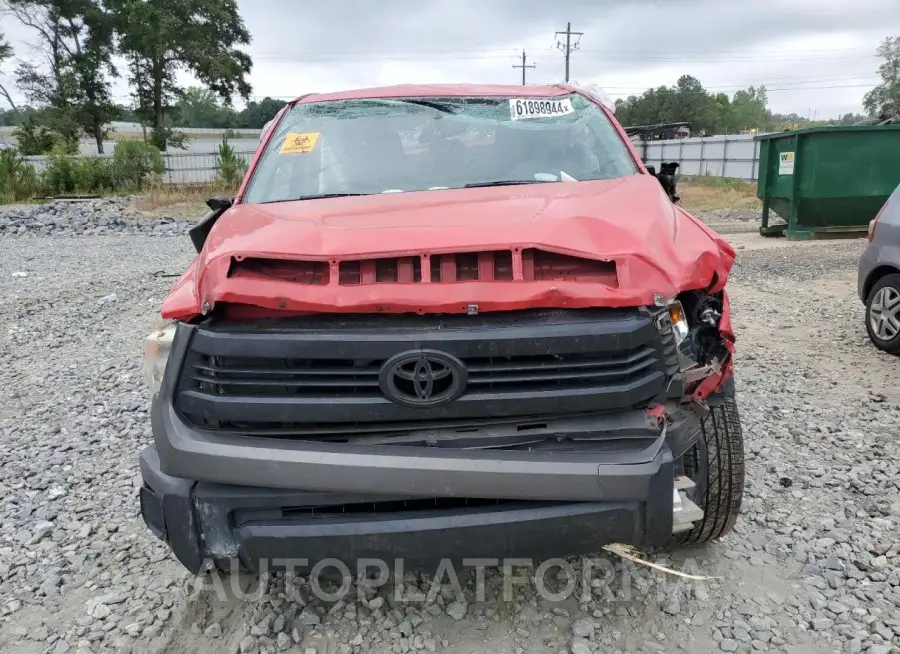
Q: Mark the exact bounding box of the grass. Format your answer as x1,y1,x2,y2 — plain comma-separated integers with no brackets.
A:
677,175,761,212
132,182,239,217
0,182,240,214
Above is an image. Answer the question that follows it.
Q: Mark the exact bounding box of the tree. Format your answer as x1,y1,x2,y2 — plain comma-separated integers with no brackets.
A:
113,103,142,123
69,0,120,152
5,0,80,149
729,86,771,132
613,76,773,135
112,0,252,150
0,35,18,111
668,75,717,134
215,133,246,185
236,97,284,129
12,115,57,154
863,36,900,117
171,86,235,128
4,0,119,152
837,112,868,125
710,92,732,134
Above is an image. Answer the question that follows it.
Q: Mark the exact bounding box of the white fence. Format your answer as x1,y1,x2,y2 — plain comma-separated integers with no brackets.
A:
22,151,258,185
16,133,764,186
631,134,761,181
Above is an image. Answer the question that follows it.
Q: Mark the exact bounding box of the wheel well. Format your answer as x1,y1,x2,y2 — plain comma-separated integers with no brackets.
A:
864,265,900,302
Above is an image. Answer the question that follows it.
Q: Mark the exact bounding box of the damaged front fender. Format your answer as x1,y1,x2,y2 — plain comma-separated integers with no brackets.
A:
680,288,735,402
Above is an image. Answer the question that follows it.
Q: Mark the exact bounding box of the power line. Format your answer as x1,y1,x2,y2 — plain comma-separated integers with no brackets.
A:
512,50,536,85
102,81,879,104
530,52,877,64
603,83,877,98
247,47,874,64
601,76,880,91
249,46,870,59
247,52,877,65
554,22,584,82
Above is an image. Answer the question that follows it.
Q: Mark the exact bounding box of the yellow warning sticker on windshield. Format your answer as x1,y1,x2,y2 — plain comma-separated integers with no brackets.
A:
280,132,319,154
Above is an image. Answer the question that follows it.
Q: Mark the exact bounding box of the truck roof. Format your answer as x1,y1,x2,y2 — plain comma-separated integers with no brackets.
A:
294,83,579,104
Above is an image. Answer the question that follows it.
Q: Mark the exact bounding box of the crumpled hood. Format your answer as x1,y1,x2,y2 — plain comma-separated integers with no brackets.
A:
161,175,735,320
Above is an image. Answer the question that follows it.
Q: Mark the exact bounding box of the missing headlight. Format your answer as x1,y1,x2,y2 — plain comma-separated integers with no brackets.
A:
672,292,728,383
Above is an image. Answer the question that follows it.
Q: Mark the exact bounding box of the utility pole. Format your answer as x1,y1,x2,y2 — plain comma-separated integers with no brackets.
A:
512,50,536,85
555,21,583,82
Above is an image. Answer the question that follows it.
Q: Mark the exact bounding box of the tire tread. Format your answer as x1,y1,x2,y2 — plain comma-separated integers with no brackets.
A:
672,387,745,546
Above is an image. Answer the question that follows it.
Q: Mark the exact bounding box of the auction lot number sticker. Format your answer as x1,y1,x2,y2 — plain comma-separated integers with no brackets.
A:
509,98,574,120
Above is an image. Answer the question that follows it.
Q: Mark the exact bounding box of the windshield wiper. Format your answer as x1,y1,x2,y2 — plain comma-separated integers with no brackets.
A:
464,180,557,188
259,193,369,204
393,99,459,113
356,98,458,114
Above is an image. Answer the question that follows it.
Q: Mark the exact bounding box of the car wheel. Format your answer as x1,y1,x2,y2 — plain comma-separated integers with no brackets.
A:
670,382,745,547
865,273,900,354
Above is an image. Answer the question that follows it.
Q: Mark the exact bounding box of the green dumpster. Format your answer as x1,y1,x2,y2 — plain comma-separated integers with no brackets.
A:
755,125,900,239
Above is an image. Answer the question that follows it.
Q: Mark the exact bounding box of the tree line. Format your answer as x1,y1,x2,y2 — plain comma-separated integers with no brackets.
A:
0,0,273,154
613,75,871,136
0,93,284,131
614,76,773,135
614,36,898,135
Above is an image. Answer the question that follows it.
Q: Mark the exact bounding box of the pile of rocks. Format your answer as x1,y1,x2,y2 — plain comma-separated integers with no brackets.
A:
0,198,197,237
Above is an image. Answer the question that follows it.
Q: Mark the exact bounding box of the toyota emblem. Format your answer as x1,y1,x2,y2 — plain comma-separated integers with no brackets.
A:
379,350,467,407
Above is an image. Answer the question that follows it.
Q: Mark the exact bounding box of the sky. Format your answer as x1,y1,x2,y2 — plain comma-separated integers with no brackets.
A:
1,0,899,119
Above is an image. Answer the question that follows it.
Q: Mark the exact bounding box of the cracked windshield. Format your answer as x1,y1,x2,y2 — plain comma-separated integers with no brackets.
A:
242,93,637,202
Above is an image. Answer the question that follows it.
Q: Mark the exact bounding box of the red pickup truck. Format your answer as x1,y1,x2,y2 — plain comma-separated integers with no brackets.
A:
139,83,743,575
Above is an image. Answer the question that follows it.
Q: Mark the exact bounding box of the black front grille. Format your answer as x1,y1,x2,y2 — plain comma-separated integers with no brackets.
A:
185,356,382,397
182,346,660,398
464,348,659,392
174,309,671,437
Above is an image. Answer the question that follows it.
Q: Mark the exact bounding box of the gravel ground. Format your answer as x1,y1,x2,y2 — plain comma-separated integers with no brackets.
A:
1,202,898,654
0,199,194,237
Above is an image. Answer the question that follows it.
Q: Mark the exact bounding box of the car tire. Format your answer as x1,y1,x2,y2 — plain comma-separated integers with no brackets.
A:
671,382,745,546
865,273,900,354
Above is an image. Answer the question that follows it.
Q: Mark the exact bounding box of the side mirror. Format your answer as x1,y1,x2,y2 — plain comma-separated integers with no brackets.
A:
188,196,234,253
206,196,234,212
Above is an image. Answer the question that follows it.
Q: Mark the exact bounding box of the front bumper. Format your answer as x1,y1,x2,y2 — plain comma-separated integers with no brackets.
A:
143,401,704,574
153,392,691,501
141,314,704,573
140,443,679,574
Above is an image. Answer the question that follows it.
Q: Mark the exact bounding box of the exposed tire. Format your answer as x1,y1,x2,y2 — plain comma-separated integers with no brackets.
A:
671,383,745,546
864,273,900,354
